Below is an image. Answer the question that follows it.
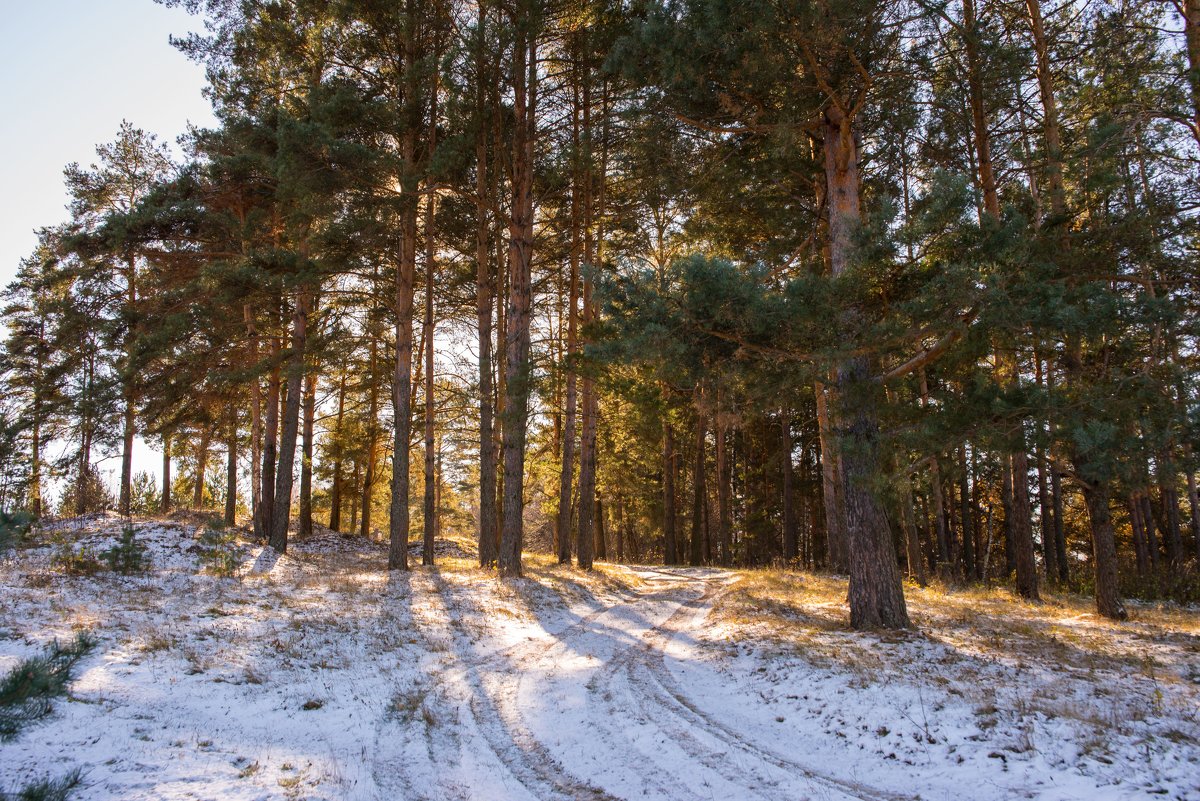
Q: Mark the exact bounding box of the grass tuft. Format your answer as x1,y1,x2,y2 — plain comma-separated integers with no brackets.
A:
4,767,84,801
0,633,96,741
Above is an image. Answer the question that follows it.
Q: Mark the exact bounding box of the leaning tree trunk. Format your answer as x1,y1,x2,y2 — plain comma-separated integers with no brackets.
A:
269,292,309,554
822,107,910,629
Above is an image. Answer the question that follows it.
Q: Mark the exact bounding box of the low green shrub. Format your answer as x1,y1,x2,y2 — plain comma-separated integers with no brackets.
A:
7,767,84,801
101,527,148,575
0,633,96,741
198,527,239,578
48,535,102,577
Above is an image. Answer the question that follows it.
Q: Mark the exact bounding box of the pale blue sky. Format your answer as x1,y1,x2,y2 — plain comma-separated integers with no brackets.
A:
1,1,216,490
0,0,215,290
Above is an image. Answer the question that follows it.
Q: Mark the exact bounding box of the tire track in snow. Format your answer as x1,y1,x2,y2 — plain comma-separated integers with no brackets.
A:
615,579,916,801
430,571,633,801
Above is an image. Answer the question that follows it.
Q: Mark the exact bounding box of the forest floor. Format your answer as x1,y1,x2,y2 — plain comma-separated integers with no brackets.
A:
1,515,1198,801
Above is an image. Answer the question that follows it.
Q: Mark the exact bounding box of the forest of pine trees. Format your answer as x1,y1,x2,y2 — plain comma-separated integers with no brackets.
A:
3,0,1200,629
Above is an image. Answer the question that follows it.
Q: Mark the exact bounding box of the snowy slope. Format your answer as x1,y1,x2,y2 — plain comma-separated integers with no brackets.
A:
0,518,1197,800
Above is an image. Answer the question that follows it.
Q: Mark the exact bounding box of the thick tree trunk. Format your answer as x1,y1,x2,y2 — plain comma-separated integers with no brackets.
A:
389,168,419,571
476,129,498,567
499,27,537,578
822,108,909,629
269,293,309,553
1080,478,1127,620
556,46,583,567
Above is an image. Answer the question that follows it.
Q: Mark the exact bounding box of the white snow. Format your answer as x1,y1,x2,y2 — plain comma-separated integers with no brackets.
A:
1,518,1197,800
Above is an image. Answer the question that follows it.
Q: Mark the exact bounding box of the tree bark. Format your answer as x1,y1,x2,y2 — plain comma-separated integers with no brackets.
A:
193,429,211,510
299,363,316,539
245,306,262,537
389,141,419,571
161,432,172,514
224,413,237,527
715,397,733,566
329,373,346,532
260,340,280,540
781,413,797,561
690,408,707,566
815,379,846,571
556,39,583,567
663,417,678,564
822,107,909,629
269,293,309,553
1080,478,1127,620
498,22,538,578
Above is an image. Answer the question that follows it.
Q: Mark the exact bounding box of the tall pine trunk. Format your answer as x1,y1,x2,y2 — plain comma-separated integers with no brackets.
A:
299,365,316,539
663,418,678,564
498,23,537,578
389,139,419,571
269,292,309,553
423,83,439,567
224,413,237,527
161,432,172,514
822,108,909,629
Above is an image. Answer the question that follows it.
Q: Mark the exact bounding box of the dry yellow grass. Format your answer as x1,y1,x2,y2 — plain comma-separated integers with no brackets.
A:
713,569,1200,686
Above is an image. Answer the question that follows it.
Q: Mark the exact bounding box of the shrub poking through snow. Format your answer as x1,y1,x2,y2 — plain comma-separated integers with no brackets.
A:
0,633,96,741
198,526,240,577
7,767,84,801
47,534,103,577
101,527,149,575
0,511,34,551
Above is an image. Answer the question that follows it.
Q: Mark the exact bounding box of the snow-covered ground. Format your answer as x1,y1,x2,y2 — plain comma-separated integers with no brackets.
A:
1,516,1197,800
